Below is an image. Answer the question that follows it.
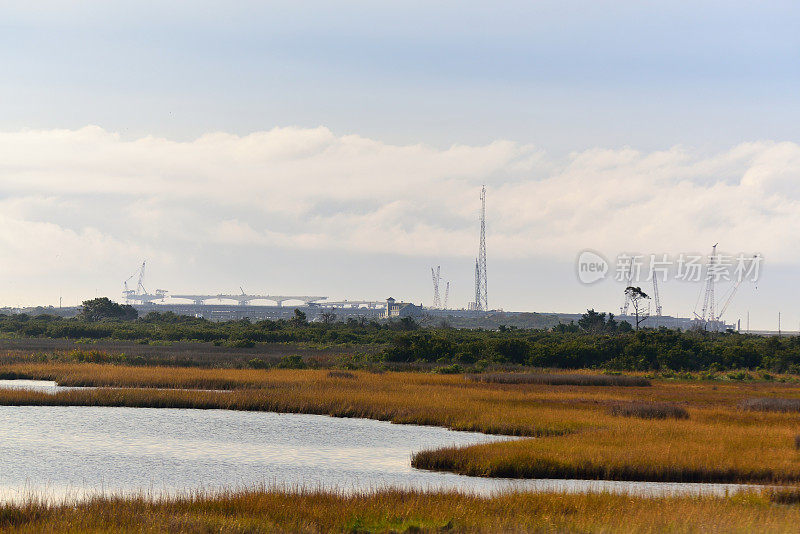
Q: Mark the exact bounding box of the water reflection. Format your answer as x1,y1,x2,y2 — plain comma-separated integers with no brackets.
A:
0,405,762,502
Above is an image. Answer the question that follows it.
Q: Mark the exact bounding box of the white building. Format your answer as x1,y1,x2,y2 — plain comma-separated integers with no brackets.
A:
383,297,423,319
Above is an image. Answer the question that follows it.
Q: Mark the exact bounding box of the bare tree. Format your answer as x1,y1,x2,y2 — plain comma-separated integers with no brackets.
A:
624,286,650,330
320,309,337,325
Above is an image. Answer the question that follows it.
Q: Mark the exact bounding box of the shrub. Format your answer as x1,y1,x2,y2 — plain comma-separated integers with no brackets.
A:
248,358,269,369
277,354,307,369
739,398,800,412
225,339,255,348
607,401,689,420
767,487,800,504
467,372,650,387
433,364,463,374
327,370,356,379
726,371,751,381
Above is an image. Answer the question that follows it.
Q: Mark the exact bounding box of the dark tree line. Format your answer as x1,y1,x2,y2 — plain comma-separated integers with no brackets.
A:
2,303,800,373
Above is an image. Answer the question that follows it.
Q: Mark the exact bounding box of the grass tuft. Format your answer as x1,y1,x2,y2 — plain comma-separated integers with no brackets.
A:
467,372,650,387
607,401,689,420
739,397,800,412
327,370,356,379
767,487,800,505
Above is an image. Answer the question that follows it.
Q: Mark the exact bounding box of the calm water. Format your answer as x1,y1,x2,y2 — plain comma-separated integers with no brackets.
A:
0,379,69,392
0,382,761,501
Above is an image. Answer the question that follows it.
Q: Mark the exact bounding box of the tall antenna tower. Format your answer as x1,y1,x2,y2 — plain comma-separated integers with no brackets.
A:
431,266,441,309
443,281,450,310
476,185,488,311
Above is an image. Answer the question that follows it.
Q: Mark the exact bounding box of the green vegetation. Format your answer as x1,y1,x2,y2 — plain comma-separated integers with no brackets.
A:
78,298,138,322
3,306,800,373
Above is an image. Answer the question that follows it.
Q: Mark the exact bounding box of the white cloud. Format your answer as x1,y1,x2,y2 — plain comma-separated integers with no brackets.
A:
1,125,799,277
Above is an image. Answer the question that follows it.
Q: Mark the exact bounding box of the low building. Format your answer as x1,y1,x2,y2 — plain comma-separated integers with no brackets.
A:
384,297,423,319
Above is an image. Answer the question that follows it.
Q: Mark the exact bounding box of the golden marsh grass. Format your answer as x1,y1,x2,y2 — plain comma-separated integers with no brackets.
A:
2,488,800,533
3,363,800,483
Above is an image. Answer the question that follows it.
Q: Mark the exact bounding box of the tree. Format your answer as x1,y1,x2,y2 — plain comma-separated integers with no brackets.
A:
552,321,579,333
289,309,307,326
398,317,419,331
319,310,337,325
624,286,650,330
79,297,138,322
578,309,607,334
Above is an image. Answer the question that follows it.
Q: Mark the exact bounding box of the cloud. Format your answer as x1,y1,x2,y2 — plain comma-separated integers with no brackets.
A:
1,126,799,276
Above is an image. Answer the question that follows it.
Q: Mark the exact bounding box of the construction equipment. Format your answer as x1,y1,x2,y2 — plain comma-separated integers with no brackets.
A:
696,244,718,322
716,255,757,321
652,275,663,317
122,261,167,304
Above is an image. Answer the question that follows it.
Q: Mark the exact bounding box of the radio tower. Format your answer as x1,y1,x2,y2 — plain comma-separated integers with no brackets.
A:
477,186,488,311
431,266,441,309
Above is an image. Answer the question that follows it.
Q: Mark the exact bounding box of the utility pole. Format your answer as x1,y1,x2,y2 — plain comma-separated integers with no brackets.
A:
778,312,781,337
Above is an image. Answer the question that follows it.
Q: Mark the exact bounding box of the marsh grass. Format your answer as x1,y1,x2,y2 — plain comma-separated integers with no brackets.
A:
0,488,799,533
607,401,689,420
4,363,800,484
739,397,800,412
467,372,650,387
767,486,800,505
327,370,356,379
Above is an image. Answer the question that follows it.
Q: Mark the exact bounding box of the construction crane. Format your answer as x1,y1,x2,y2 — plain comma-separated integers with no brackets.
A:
696,244,718,322
652,275,662,317
122,261,167,304
136,261,147,294
717,255,758,321
122,273,137,303
123,262,147,302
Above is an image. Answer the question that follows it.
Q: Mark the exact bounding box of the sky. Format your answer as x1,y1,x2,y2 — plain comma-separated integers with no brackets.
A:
1,1,799,329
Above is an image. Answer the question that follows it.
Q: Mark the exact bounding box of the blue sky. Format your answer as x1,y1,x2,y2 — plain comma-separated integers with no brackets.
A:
3,1,799,149
1,2,799,328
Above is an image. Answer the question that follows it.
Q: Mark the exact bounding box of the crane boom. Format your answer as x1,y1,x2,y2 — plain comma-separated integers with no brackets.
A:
717,255,756,320
136,261,147,294
698,244,718,321
652,275,662,316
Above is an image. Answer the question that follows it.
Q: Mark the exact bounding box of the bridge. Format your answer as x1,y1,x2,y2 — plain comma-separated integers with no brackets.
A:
314,300,385,309
167,294,328,307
